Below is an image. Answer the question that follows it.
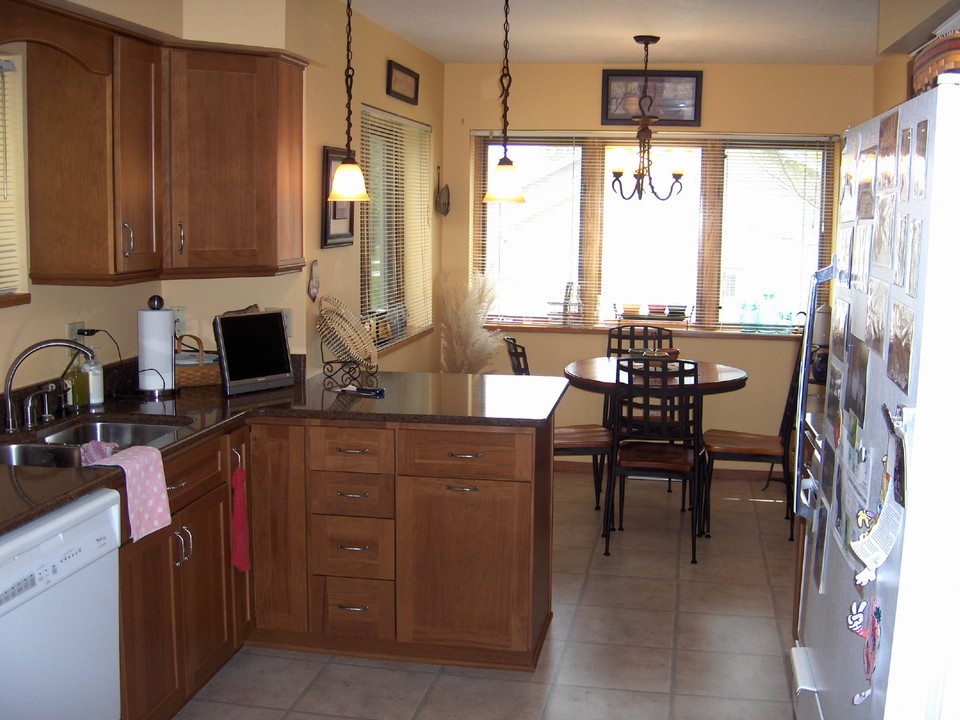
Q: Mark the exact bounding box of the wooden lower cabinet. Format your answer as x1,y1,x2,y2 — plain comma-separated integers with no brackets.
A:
119,438,236,720
248,419,553,670
395,475,532,651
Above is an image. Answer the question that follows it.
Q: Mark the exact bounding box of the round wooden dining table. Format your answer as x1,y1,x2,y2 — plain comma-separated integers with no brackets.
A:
563,356,748,395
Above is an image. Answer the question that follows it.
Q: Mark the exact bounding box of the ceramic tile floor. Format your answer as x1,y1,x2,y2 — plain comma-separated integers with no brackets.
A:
175,468,798,720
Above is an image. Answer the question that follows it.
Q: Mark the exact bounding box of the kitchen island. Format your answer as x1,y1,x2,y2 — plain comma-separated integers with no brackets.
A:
1,370,568,686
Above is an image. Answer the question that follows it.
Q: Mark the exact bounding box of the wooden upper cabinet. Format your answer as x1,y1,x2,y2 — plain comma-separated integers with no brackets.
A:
164,48,305,277
113,36,162,278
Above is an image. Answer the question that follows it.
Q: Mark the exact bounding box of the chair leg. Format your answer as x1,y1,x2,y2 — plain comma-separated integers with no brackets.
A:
689,466,699,564
782,457,795,541
618,474,626,531
702,455,714,538
680,476,687,512
591,454,604,511
762,462,776,490
603,468,617,556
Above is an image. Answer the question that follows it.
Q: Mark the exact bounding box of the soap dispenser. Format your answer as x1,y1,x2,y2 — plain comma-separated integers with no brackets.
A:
82,348,104,406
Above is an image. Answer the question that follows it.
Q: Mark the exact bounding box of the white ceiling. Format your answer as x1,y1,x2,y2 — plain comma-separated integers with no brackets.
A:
350,0,883,66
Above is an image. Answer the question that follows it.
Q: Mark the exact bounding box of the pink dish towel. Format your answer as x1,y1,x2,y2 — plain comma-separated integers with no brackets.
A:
231,465,250,572
94,446,171,542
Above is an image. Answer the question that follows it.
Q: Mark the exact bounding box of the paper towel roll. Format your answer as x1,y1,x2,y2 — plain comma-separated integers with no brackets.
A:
138,309,176,392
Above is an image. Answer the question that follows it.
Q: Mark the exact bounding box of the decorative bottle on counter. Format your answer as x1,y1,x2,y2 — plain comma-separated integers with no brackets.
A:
65,351,88,406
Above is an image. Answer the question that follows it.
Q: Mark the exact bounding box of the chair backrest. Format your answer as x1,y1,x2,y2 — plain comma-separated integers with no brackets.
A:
503,336,530,375
606,325,673,357
612,358,700,446
778,341,805,444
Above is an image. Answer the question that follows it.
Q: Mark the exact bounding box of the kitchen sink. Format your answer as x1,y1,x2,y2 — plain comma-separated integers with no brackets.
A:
0,443,83,468
39,421,187,449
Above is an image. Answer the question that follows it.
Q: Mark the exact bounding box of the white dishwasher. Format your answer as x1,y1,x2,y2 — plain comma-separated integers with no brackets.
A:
0,487,121,720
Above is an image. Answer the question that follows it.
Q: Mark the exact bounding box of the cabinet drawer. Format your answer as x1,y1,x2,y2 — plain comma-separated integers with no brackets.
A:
398,426,534,481
311,471,394,518
308,425,395,474
310,516,395,580
310,576,395,640
164,438,223,513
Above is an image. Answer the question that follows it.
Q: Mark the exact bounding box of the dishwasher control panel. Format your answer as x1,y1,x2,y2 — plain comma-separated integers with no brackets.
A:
0,489,120,619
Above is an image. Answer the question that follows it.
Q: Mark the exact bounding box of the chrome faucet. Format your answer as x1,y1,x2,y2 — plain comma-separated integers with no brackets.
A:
4,339,95,433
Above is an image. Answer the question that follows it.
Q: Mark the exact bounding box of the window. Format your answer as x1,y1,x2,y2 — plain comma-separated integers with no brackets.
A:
0,46,29,305
472,133,834,330
359,106,432,347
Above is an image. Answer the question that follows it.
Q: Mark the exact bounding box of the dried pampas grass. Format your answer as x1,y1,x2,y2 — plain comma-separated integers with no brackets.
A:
437,272,501,373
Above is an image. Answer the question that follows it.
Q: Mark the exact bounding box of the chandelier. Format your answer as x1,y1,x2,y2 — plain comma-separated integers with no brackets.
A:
610,35,683,201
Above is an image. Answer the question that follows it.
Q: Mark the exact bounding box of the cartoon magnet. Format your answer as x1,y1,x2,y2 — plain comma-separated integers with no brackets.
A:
847,596,882,705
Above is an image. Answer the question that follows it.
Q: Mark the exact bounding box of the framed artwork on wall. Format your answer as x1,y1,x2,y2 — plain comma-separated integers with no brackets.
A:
386,60,419,104
601,69,702,126
322,146,355,248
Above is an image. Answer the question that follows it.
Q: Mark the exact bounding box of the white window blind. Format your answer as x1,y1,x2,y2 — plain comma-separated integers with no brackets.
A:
472,132,835,330
358,106,433,348
0,49,28,297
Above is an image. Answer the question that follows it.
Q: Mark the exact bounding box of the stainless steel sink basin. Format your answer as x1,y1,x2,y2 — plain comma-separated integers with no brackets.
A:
0,443,83,467
40,421,185,449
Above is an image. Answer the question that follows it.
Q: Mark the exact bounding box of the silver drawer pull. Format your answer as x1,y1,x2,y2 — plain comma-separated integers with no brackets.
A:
166,479,188,491
337,544,371,552
336,447,370,455
336,491,370,499
447,451,483,459
445,484,481,493
336,604,370,613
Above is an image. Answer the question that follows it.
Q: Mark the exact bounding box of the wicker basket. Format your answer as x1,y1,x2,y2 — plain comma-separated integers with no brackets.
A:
175,334,222,387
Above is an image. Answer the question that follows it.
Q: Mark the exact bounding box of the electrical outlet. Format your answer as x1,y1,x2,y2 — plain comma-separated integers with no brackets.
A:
171,306,186,333
267,307,293,337
65,321,85,356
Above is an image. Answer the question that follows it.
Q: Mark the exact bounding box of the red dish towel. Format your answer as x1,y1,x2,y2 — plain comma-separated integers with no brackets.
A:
231,465,250,572
94,446,171,542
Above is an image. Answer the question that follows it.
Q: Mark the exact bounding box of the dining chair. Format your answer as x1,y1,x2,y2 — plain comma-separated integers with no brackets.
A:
606,357,703,562
606,324,673,357
604,324,687,502
503,336,612,510
702,342,804,541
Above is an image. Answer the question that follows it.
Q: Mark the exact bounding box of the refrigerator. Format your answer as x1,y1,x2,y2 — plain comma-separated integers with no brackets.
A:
790,79,960,719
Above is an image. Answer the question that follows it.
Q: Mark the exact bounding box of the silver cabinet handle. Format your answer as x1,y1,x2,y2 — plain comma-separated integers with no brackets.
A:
181,525,194,563
177,220,185,254
336,447,370,455
336,491,370,499
122,221,135,257
336,544,371,552
166,479,188,491
232,447,243,469
445,484,481,492
448,451,483,459
335,604,370,613
173,530,186,567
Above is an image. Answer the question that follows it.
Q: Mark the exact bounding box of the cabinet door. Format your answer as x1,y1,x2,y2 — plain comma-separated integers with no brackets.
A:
119,527,184,720
180,483,234,693
250,422,309,632
225,427,254,647
166,48,304,276
113,36,161,278
396,476,532,651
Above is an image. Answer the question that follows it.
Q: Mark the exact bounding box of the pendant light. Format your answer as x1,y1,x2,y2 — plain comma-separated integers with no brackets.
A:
329,0,370,202
610,35,683,202
483,0,525,203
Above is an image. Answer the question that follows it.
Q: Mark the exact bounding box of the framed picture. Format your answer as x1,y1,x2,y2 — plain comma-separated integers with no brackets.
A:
321,146,354,248
601,69,702,126
386,60,419,105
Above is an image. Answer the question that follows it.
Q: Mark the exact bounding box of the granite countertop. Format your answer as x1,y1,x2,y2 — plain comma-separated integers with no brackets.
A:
1,371,568,535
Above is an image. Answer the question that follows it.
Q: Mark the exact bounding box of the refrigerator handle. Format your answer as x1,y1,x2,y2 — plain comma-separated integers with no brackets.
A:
792,264,836,521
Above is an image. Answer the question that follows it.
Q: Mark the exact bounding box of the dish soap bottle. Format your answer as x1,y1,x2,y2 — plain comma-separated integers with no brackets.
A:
82,349,104,406
65,351,89,407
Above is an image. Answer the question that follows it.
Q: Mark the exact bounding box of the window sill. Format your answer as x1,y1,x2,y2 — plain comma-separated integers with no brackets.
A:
486,320,802,341
0,292,31,309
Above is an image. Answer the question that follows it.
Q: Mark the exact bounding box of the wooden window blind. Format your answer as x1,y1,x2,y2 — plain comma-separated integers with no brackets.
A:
358,105,433,348
0,48,28,301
